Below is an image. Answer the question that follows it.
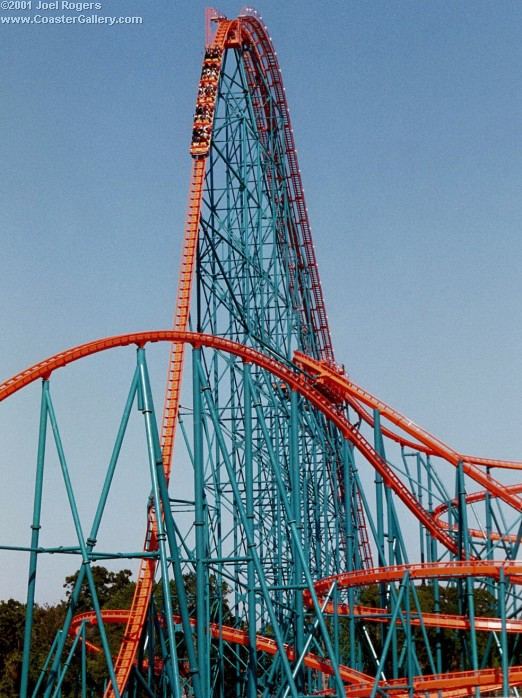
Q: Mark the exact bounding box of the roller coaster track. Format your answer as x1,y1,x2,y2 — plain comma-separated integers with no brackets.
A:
5,9,521,698
0,331,467,557
4,331,522,694
107,11,345,695
67,558,522,697
294,352,522,508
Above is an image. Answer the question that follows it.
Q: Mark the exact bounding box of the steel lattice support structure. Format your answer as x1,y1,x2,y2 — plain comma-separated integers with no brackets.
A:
2,8,522,698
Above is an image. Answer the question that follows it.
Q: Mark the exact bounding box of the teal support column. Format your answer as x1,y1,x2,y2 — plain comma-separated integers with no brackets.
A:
456,461,478,681
416,455,425,564
155,457,203,698
247,374,345,698
51,620,86,697
427,461,442,673
192,346,210,698
244,361,257,698
142,381,202,698
373,410,386,567
456,461,471,560
499,568,509,697
201,364,300,698
404,577,413,697
332,580,339,668
485,467,493,561
342,440,356,668
290,388,304,689
137,348,182,698
374,409,396,676
369,572,408,698
81,620,87,698
43,368,139,695
21,379,49,698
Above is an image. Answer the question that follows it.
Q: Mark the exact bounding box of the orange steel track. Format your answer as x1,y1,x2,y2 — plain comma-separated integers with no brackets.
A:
66,559,522,697
4,14,520,695
69,611,372,687
431,483,522,543
2,330,521,559
103,9,339,693
3,331,522,694
294,352,522,505
0,330,470,556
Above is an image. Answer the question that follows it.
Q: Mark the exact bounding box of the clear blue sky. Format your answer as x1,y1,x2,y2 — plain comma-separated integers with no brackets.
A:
1,1,521,600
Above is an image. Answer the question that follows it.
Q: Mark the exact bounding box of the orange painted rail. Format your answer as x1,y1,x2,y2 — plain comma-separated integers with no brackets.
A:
68,559,522,696
3,336,522,694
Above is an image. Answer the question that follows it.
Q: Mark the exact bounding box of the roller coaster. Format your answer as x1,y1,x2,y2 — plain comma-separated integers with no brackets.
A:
3,7,522,697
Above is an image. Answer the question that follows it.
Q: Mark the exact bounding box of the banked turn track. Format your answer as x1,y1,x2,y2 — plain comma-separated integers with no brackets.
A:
3,8,522,698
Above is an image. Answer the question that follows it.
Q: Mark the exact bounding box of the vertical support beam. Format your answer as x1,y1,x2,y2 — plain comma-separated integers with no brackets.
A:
416,454,425,564
246,373,345,697
499,568,509,697
427,460,442,673
404,575,413,697
137,348,182,698
81,620,87,698
290,388,304,690
51,620,87,697
244,361,257,698
201,364,300,698
374,409,395,674
43,368,139,694
456,461,478,681
155,439,203,698
485,467,493,561
192,346,210,698
456,460,471,560
21,379,49,698
369,572,408,698
342,440,356,669
373,410,385,567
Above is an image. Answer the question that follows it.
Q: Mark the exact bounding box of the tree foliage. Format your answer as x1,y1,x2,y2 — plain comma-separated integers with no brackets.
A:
0,566,134,695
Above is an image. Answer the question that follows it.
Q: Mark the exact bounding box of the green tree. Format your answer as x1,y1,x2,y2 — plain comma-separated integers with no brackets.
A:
63,566,134,611
0,599,25,694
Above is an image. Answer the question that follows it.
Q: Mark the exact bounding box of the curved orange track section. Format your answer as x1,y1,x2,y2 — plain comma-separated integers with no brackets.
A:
294,353,522,511
0,330,460,556
68,559,522,696
314,561,522,697
3,335,522,693
2,10,519,696
430,483,522,543
69,610,372,687
109,10,340,693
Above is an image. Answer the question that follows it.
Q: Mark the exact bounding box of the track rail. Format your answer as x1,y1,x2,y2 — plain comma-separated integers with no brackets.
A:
108,11,340,693
68,558,522,696
0,330,463,557
294,352,522,513
69,610,373,687
5,11,520,696
4,335,522,694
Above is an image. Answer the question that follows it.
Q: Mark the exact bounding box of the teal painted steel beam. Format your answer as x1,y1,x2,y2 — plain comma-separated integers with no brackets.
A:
137,347,182,698
21,380,49,698
192,346,211,698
